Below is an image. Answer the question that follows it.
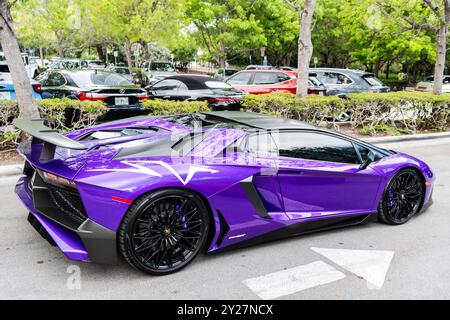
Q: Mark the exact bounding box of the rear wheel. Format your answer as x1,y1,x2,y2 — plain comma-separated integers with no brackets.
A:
119,189,209,275
378,169,424,225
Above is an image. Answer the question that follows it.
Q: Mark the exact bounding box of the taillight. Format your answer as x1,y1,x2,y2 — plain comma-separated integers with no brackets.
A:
137,93,149,100
208,97,239,103
75,91,106,101
32,83,43,93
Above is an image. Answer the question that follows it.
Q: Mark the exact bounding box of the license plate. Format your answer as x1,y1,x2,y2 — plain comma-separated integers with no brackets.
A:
0,91,11,100
115,97,129,106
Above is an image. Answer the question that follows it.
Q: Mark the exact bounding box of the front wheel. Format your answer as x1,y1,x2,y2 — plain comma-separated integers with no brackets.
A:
378,169,424,225
118,189,209,275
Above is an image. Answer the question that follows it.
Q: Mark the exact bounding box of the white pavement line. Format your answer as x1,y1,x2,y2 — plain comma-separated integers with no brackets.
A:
311,247,394,289
242,261,346,300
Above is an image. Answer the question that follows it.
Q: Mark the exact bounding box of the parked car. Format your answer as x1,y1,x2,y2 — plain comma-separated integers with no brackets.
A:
106,66,135,83
14,111,434,274
213,68,240,81
0,52,40,79
82,60,106,69
141,61,177,86
0,63,43,100
311,68,390,96
146,75,244,110
226,69,326,95
37,69,148,111
48,58,83,70
415,75,450,93
245,65,274,70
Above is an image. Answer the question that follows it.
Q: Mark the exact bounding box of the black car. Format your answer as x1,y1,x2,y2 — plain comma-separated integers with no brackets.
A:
310,68,390,96
145,75,245,110
38,69,149,109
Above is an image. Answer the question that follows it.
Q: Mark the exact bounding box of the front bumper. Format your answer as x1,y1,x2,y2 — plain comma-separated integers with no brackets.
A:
15,175,118,265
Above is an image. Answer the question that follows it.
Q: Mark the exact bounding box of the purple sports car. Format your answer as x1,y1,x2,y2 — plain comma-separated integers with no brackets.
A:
14,112,434,275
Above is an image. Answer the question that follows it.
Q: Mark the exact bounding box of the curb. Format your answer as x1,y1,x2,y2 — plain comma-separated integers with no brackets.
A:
362,131,450,144
0,164,23,178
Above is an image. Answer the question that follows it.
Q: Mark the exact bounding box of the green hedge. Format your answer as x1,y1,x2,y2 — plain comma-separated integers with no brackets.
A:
241,92,450,134
142,99,210,115
0,99,108,148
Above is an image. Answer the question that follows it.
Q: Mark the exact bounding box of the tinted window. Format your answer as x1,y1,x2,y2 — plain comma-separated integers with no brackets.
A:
318,72,353,85
227,72,252,85
355,144,370,162
0,65,10,73
45,72,66,86
150,62,175,72
151,79,182,91
246,133,278,156
277,132,360,164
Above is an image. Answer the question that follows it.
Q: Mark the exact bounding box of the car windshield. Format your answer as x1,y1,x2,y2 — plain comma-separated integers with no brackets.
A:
205,81,233,89
113,68,131,75
363,75,385,87
150,62,175,72
69,71,132,86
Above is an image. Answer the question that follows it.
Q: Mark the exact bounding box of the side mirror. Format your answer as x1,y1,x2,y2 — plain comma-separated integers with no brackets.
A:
359,151,376,170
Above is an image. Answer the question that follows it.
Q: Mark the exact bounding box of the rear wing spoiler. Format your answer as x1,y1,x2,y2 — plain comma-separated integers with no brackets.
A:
13,118,87,162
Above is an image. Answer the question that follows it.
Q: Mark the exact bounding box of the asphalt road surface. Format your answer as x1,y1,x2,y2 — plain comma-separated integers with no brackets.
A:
1,137,449,300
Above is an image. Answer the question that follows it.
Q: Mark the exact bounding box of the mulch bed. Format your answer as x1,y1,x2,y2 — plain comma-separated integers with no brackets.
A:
0,149,23,165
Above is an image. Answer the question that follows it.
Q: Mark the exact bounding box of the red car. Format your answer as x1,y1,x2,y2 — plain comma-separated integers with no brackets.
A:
226,69,326,95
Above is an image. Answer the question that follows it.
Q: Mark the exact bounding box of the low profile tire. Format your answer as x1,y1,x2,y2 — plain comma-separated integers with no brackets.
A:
118,189,209,275
378,169,424,225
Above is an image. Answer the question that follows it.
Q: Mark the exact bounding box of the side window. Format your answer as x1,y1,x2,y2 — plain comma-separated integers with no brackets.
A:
178,82,189,91
277,73,291,83
44,72,66,86
253,72,280,85
246,133,278,156
227,72,252,85
276,132,360,164
151,79,182,91
355,144,370,162
320,72,352,85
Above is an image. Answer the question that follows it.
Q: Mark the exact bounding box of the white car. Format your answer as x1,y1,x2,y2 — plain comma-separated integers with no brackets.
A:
0,52,40,79
416,75,450,93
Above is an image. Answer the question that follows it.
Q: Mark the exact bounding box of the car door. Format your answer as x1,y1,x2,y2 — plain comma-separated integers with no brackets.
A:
240,132,286,218
273,130,383,220
41,71,68,98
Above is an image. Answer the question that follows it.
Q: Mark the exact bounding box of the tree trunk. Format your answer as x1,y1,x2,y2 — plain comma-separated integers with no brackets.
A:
124,37,133,70
96,45,106,62
433,26,446,95
39,46,44,68
0,1,39,119
296,0,315,98
124,41,132,68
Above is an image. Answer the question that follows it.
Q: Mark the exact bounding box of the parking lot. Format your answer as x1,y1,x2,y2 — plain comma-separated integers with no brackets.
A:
0,137,449,300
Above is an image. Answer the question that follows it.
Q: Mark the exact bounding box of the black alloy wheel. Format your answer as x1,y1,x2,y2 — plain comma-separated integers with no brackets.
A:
119,189,209,275
379,169,424,225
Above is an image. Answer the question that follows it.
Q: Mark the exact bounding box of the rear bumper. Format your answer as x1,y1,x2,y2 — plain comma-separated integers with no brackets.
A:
15,176,118,265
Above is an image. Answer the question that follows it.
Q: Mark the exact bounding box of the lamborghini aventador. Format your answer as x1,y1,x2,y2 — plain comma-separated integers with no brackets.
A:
14,112,434,275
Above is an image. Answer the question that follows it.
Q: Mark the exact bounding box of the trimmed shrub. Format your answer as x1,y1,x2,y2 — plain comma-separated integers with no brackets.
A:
142,99,211,115
0,99,107,149
242,92,450,134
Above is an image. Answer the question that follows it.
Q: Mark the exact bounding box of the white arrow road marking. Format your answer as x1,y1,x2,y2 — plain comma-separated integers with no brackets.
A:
243,261,346,300
311,247,394,289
